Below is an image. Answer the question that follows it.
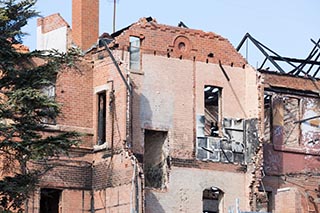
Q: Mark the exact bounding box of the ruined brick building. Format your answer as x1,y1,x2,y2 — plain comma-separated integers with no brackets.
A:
237,34,320,212
25,0,320,212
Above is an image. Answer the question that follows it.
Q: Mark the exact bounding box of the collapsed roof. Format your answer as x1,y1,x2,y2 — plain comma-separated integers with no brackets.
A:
237,33,320,79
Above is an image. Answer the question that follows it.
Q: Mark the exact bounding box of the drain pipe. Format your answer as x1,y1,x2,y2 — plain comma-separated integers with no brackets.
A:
107,80,115,154
130,157,137,213
100,39,132,93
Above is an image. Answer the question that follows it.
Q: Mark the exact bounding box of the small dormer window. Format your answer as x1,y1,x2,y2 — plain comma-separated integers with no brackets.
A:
129,36,140,70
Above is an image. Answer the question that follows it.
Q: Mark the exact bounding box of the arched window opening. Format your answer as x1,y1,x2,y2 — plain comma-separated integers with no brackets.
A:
203,187,223,213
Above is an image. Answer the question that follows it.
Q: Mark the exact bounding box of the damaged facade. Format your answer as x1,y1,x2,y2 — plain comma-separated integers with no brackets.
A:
238,33,320,212
18,0,320,213
262,73,320,213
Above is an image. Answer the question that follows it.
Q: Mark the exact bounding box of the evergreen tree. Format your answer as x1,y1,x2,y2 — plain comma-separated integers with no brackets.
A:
0,0,80,211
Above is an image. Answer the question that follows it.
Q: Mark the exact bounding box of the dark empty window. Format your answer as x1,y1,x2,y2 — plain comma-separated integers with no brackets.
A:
203,187,223,213
97,92,106,145
129,36,140,70
40,188,61,213
204,85,221,137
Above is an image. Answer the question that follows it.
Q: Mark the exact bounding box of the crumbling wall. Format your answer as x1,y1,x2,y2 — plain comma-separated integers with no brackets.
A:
262,72,320,212
301,97,320,146
144,130,169,189
263,174,320,213
96,18,262,213
37,13,71,52
113,17,247,67
271,94,320,147
264,92,320,174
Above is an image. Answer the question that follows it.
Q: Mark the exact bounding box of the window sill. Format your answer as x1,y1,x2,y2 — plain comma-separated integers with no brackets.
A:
144,186,168,193
43,124,94,135
93,142,108,152
129,69,144,75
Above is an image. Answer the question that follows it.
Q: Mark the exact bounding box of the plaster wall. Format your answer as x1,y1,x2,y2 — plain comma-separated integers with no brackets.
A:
196,63,258,119
37,26,68,52
145,167,250,213
130,54,194,158
132,54,259,158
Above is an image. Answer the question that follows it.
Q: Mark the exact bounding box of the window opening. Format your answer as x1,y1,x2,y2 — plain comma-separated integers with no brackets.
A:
204,85,221,137
42,85,55,99
40,188,62,213
264,94,272,143
283,97,300,146
41,83,56,124
202,187,223,213
196,137,220,162
129,36,140,70
144,130,168,188
97,92,106,145
272,95,300,146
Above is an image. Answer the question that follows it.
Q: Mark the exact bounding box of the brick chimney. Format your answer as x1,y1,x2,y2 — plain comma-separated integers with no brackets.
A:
72,0,99,50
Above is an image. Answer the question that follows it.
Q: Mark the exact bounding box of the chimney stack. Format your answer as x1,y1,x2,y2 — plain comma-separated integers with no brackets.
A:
72,0,99,50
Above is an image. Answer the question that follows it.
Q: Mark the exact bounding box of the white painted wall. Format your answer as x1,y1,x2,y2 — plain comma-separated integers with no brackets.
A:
37,26,67,52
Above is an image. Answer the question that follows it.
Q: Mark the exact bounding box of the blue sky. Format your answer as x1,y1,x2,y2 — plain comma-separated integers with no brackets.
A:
22,0,320,68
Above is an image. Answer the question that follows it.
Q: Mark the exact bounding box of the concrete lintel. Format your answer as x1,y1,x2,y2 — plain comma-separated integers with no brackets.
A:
94,84,109,94
277,187,291,192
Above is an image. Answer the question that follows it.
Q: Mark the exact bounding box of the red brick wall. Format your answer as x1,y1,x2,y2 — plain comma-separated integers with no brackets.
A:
55,61,94,147
92,151,141,212
56,64,93,128
62,190,92,212
27,188,92,212
262,71,320,212
113,18,247,67
72,0,99,50
263,175,320,213
262,71,320,174
91,53,128,148
92,151,134,190
262,71,320,91
27,151,140,212
37,161,92,189
275,187,302,213
32,16,256,213
103,18,256,161
37,13,69,34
